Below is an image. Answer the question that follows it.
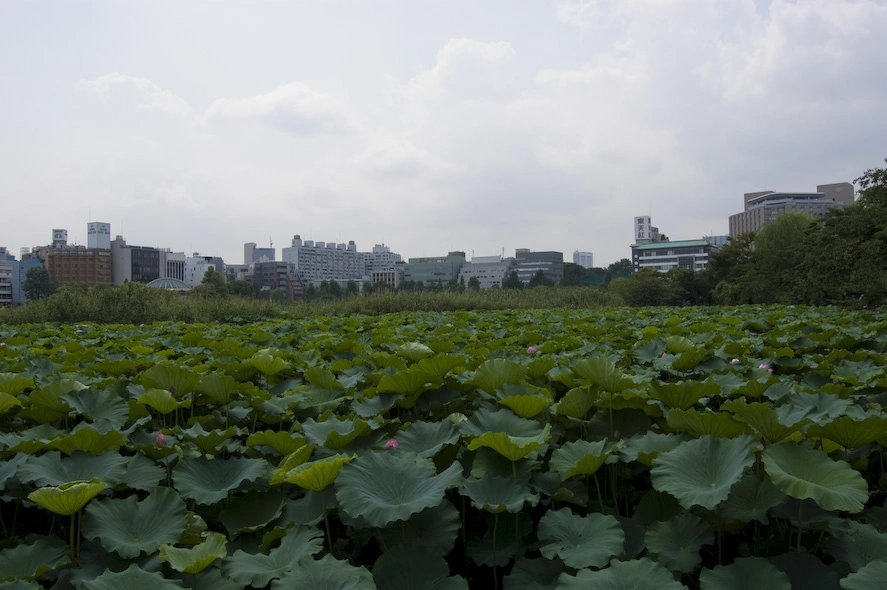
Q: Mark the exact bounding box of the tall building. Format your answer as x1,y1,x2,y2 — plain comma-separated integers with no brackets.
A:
404,252,466,286
281,235,363,283
728,182,854,237
458,255,512,289
110,236,161,285
0,247,13,306
573,251,594,269
160,250,186,281
363,244,402,274
87,222,112,250
513,249,564,285
183,254,225,287
44,247,112,286
244,242,275,263
631,240,718,272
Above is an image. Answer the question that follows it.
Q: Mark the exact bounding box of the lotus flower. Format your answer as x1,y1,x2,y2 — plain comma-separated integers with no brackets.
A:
730,358,740,364
527,346,537,355
759,363,773,373
156,432,168,447
383,438,399,449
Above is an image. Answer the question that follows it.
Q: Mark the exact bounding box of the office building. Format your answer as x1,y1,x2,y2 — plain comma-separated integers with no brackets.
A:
728,182,854,237
404,252,466,286
281,235,363,283
513,249,564,285
573,251,594,269
111,236,161,285
458,255,513,289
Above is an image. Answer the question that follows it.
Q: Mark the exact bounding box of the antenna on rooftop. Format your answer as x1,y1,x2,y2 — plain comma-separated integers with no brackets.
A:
269,236,273,248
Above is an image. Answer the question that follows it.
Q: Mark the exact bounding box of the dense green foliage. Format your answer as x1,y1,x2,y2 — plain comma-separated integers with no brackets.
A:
1,306,887,588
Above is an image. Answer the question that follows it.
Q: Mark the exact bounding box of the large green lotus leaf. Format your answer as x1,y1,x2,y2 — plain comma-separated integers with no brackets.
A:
248,350,290,376
840,560,887,590
645,512,714,573
720,472,786,525
649,379,720,411
667,409,752,438
123,453,166,490
395,420,460,457
378,367,435,399
538,507,624,569
651,434,755,510
0,392,22,414
174,457,268,504
398,342,435,363
460,408,547,438
672,348,708,371
303,414,373,449
61,388,129,429
767,553,843,590
303,366,346,391
503,557,562,590
19,451,127,487
246,430,307,456
373,547,468,590
181,424,241,455
549,439,612,479
375,501,461,555
0,453,27,487
352,393,397,418
0,580,42,589
557,557,684,589
618,432,686,467
137,388,185,414
159,532,227,574
0,373,34,395
466,426,551,462
50,425,126,456
83,487,188,558
0,536,69,582
22,380,82,423
79,563,185,590
762,444,868,513
552,387,597,419
198,372,241,405
777,391,852,426
721,399,803,444
27,477,107,515
0,424,58,455
336,451,463,527
634,339,667,364
571,357,633,392
415,355,465,380
222,525,323,587
270,444,315,485
699,556,791,590
826,521,887,572
664,335,695,353
471,359,527,394
219,489,287,535
271,554,374,590
496,382,552,419
460,474,539,513
807,415,887,449
278,454,353,491
141,362,201,396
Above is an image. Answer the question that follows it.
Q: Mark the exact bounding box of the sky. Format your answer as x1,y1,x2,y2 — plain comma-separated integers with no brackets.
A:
2,0,886,268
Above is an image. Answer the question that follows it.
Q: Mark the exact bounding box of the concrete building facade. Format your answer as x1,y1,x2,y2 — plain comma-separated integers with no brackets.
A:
363,244,402,274
573,251,594,269
110,237,161,285
728,182,854,237
631,239,717,272
404,252,466,286
281,235,363,282
458,255,512,289
513,249,564,285
87,222,112,250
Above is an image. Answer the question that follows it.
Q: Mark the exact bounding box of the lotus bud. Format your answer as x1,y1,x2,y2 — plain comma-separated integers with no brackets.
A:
384,438,399,450
156,432,167,447
527,346,536,355
730,358,740,365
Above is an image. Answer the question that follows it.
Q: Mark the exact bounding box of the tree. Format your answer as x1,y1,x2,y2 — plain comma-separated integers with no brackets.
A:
362,281,375,295
345,280,360,297
227,279,257,298
467,276,481,291
502,271,523,290
560,263,584,286
199,267,227,297
328,280,343,298
23,266,52,301
529,269,554,287
303,283,318,300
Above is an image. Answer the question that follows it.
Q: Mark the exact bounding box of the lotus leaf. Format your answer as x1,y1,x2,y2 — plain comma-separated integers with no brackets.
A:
0,537,69,582
777,391,852,426
270,444,315,484
721,399,802,444
571,357,633,392
271,554,374,589
398,342,435,363
62,388,129,428
840,560,887,590
50,425,126,456
277,453,353,491
336,451,463,527
137,388,185,414
556,557,684,589
645,512,714,572
394,420,460,457
180,424,241,455
617,432,686,466
246,430,307,456
27,477,107,516
826,521,887,572
461,474,539,513
303,414,373,449
222,525,323,587
0,373,34,395
141,362,201,396
666,408,753,438
649,379,719,411
763,444,868,512
699,556,791,589
0,392,22,414
467,427,551,462
303,365,346,391
174,456,268,504
82,487,188,558
550,439,611,479
720,472,786,524
198,372,241,405
375,501,462,555
373,547,468,590
651,434,755,510
219,489,287,534
19,451,127,487
79,563,185,590
807,415,887,449
538,507,624,569
503,557,562,590
159,532,227,574
472,359,528,394
0,454,28,487
767,553,843,590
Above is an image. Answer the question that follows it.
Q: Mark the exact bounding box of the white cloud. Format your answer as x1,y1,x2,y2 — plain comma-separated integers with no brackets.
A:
199,82,354,136
400,38,515,100
75,72,191,118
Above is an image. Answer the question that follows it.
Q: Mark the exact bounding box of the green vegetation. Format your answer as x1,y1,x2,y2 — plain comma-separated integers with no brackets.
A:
1,306,886,588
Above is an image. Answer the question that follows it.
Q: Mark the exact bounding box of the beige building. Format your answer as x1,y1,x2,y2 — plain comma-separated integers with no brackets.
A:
729,182,854,237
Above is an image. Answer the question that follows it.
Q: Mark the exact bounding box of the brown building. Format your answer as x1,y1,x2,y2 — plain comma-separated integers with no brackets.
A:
44,247,113,286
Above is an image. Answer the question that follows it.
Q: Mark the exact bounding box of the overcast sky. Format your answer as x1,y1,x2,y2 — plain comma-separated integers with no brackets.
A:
2,0,885,268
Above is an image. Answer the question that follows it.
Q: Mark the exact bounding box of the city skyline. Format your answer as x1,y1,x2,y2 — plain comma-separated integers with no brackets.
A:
2,1,885,267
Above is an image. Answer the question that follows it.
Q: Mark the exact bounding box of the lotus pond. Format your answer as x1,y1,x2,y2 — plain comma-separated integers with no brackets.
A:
1,306,887,589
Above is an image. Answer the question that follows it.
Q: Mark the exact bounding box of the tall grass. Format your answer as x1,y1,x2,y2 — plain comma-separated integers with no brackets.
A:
0,283,621,325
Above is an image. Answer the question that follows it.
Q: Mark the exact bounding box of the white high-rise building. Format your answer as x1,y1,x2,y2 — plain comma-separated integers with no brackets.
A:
87,222,111,250
281,235,363,282
573,251,593,269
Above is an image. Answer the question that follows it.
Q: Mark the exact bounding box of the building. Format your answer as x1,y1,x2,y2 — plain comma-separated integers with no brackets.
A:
369,266,404,290
513,249,564,285
363,244,402,274
281,235,363,283
87,222,112,250
247,261,304,300
160,250,186,281
43,247,112,286
631,239,719,272
403,251,466,286
634,216,668,244
110,236,161,285
0,248,13,306
244,242,275,264
458,255,513,289
728,182,854,237
573,251,594,269
184,254,224,287
13,257,43,304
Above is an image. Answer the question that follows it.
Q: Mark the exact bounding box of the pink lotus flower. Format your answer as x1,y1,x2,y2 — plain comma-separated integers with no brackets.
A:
526,346,537,355
661,352,667,358
730,358,740,365
384,438,398,449
759,363,769,370
155,432,167,447
445,323,453,327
